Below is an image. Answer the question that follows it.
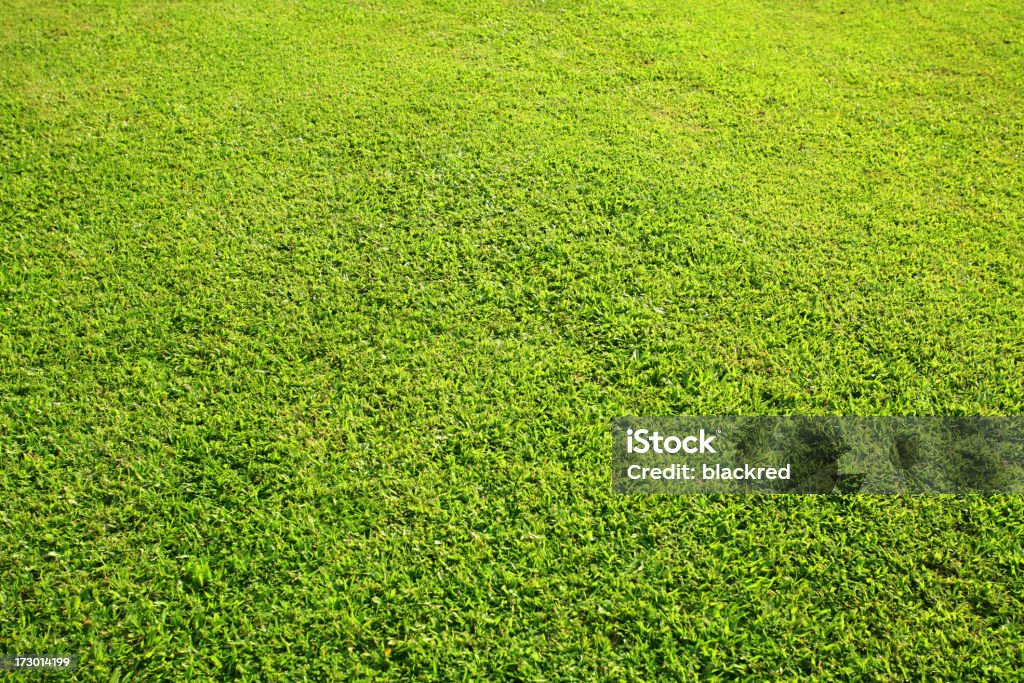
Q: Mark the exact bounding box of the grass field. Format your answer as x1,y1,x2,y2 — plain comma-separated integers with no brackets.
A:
2,0,1024,679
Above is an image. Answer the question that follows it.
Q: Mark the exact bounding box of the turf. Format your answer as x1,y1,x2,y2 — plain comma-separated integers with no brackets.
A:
1,0,1023,679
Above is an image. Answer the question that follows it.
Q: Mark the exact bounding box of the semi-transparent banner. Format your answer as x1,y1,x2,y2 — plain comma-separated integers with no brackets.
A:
612,417,1024,494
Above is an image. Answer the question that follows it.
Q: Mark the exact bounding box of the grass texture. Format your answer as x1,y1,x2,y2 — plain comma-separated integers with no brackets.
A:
2,0,1024,679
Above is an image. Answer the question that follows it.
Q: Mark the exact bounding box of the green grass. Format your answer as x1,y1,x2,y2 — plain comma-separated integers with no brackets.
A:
2,0,1023,679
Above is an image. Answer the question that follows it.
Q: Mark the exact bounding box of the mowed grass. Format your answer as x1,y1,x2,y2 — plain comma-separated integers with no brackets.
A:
2,0,1023,679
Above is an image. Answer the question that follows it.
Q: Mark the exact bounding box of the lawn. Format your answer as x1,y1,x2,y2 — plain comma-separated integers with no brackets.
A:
2,0,1023,679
